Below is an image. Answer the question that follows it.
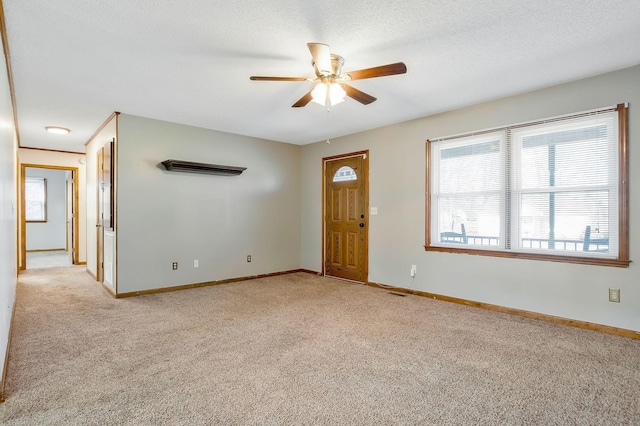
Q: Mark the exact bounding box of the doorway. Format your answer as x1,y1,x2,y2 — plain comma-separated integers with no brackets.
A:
20,164,79,270
323,151,369,283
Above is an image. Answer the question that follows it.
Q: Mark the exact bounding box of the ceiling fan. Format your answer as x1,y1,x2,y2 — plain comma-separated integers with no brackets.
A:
250,43,407,108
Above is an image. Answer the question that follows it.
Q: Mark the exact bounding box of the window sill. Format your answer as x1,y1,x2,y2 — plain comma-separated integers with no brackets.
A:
424,245,630,268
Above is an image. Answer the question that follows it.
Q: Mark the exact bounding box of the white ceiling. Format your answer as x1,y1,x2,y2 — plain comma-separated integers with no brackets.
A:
5,0,640,153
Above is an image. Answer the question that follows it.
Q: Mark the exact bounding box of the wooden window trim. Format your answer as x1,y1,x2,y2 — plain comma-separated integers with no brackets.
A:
425,104,630,268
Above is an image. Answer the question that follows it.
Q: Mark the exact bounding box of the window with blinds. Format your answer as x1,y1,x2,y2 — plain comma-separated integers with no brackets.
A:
25,177,47,222
426,105,629,267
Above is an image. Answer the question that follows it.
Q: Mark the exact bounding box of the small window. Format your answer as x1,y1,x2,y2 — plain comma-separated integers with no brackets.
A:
333,166,357,182
26,177,47,222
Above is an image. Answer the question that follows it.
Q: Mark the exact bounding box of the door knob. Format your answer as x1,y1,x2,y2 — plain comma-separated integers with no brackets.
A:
359,223,364,228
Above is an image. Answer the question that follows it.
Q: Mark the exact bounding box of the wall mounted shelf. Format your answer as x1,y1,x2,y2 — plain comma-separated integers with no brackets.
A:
161,159,246,176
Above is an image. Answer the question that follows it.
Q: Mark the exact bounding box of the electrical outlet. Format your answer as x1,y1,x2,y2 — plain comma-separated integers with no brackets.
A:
410,264,417,277
194,260,199,268
247,255,251,262
609,288,620,303
172,262,178,270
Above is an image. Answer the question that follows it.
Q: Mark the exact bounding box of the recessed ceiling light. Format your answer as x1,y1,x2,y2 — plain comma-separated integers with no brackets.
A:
45,126,71,135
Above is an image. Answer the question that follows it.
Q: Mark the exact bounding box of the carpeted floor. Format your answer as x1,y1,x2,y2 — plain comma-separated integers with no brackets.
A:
25,250,72,269
2,266,640,425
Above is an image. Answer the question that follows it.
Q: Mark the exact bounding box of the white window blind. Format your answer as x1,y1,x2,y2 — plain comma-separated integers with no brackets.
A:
429,107,621,260
25,177,47,222
512,114,618,256
431,133,505,248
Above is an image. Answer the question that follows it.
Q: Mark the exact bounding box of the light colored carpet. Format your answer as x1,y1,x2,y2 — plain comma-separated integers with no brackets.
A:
3,266,639,425
26,250,72,269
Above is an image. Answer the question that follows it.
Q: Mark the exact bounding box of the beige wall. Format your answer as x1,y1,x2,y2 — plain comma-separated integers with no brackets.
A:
115,114,301,293
301,65,640,332
18,149,87,267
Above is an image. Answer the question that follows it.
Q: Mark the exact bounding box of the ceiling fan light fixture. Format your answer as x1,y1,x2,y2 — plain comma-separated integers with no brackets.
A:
311,83,346,107
330,83,346,105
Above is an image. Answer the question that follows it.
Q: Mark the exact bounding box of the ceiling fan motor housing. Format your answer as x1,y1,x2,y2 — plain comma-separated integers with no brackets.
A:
313,54,345,78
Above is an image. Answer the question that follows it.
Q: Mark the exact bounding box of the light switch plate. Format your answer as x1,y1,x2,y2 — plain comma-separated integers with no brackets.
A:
371,207,378,215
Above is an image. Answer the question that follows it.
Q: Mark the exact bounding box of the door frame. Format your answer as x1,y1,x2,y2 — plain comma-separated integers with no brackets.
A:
66,172,74,264
96,147,104,283
321,150,369,282
20,164,79,271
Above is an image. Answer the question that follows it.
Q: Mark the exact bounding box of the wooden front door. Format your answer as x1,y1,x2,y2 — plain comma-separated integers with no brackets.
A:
324,152,368,282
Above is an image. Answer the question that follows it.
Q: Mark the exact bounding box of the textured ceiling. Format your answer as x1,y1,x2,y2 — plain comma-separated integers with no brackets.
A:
5,0,640,153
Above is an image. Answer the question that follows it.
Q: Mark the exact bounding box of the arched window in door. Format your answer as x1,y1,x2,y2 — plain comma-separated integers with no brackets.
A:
333,166,357,182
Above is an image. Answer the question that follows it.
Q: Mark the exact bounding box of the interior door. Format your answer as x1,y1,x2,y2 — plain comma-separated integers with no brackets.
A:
324,153,369,282
66,171,75,264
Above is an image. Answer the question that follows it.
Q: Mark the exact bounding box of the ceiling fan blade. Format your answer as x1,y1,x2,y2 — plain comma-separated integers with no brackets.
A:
250,76,308,81
307,43,332,75
292,90,314,108
345,62,407,80
341,84,377,105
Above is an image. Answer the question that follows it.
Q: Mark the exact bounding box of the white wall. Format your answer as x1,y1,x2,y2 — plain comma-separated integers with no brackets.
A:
18,149,87,266
116,114,301,293
25,167,67,250
0,46,17,396
301,65,640,332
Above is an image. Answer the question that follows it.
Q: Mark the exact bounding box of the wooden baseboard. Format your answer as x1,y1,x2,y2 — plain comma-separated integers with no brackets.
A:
298,269,322,275
76,261,86,266
367,281,640,341
0,287,17,402
116,269,315,298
